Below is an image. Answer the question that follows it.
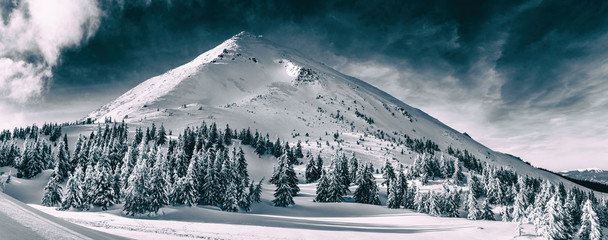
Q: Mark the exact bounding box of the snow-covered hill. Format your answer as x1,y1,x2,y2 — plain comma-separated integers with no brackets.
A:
87,31,570,186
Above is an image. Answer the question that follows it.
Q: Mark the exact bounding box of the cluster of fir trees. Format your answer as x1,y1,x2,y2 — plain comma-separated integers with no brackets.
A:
510,177,604,239
38,121,264,215
306,151,381,205
414,185,462,218
0,124,69,179
446,146,483,172
408,154,465,185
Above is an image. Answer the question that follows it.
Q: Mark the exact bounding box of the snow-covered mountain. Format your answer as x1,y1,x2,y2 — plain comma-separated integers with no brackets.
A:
561,168,608,185
87,31,569,185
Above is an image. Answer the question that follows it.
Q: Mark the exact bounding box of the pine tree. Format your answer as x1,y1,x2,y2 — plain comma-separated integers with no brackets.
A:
53,141,71,181
157,124,167,145
445,191,460,218
348,153,359,184
80,163,95,210
270,154,299,196
122,157,150,215
326,165,347,202
181,158,200,207
201,149,219,205
251,178,264,203
148,152,168,214
387,179,400,209
255,138,266,156
396,166,408,207
544,195,568,240
452,158,464,185
512,177,529,222
414,190,427,212
480,199,495,220
466,191,480,220
91,160,116,210
273,171,294,207
60,171,83,210
578,199,602,240
469,175,483,198
353,163,381,205
295,140,304,159
305,152,319,183
315,169,330,202
501,205,511,222
428,191,442,216
222,182,239,212
41,172,63,207
381,159,396,189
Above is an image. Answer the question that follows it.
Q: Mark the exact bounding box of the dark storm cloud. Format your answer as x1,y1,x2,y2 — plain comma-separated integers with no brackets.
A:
49,0,608,120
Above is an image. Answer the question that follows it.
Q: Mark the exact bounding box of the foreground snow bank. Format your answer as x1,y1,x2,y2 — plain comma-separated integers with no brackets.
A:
0,192,125,240
31,202,540,240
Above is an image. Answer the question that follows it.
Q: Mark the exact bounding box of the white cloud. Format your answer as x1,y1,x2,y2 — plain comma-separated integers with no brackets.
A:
0,0,101,102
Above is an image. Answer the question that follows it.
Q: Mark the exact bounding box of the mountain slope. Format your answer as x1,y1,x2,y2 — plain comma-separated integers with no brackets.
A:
87,31,572,187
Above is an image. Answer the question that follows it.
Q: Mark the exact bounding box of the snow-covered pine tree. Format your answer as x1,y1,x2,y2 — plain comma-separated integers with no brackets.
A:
353,163,381,205
157,124,167,145
396,165,408,208
91,160,116,210
70,135,83,169
201,149,219,205
60,171,83,210
480,199,495,220
512,176,529,222
428,191,442,216
252,178,264,203
315,153,324,179
413,188,425,212
564,191,579,234
445,191,460,218
235,148,250,196
578,199,602,240
273,169,295,207
305,152,319,183
80,163,95,210
222,182,239,212
348,153,359,184
122,157,150,215
381,159,396,190
119,146,136,193
295,140,304,159
315,169,330,202
452,158,464,185
41,172,63,207
466,191,480,220
274,154,299,196
218,151,234,204
501,205,511,222
53,141,71,181
543,195,569,240
326,164,347,202
255,138,266,156
387,179,400,209
469,175,483,198
148,152,168,214
181,158,200,207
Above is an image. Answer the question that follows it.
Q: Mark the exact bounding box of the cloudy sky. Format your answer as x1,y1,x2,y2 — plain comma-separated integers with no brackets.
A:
1,0,607,171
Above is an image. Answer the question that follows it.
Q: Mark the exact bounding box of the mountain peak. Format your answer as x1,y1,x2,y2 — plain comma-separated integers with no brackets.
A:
233,31,261,39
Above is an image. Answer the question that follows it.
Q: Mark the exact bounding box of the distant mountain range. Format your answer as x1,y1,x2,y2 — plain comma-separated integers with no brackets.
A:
560,168,608,185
